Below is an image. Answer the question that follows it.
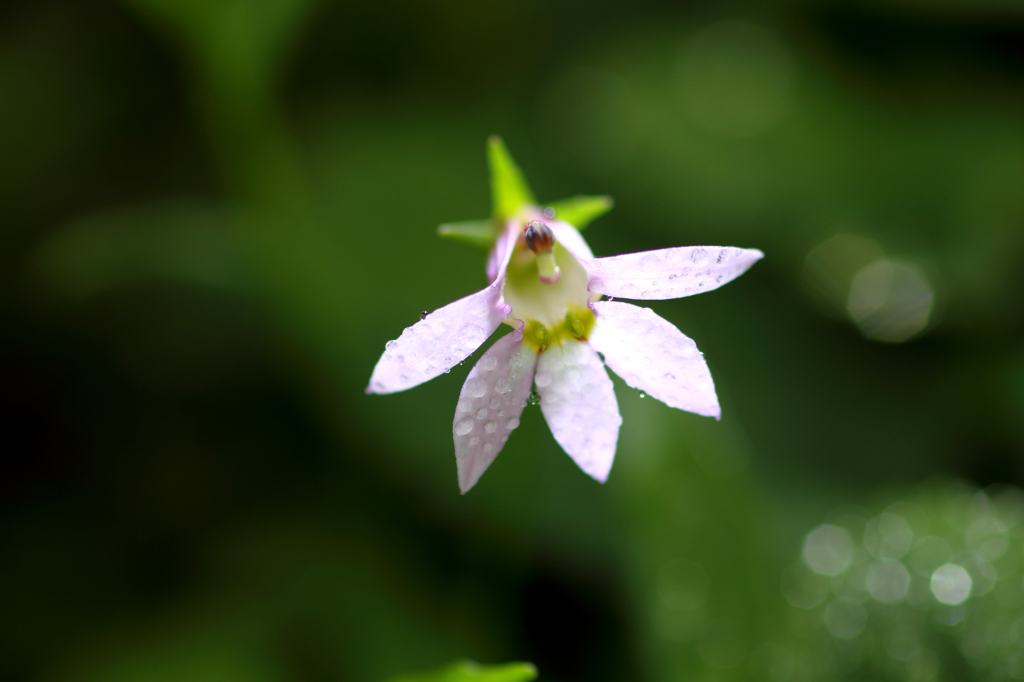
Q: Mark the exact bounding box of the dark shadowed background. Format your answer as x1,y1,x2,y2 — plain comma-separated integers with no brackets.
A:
2,0,1024,680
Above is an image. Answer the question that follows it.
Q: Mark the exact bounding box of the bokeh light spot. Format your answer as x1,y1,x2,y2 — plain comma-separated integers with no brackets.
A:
864,513,914,559
823,597,867,639
802,524,854,576
865,559,910,603
847,259,934,343
930,563,972,605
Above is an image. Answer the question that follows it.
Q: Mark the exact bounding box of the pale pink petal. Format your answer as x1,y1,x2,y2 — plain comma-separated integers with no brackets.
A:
368,227,519,395
453,329,538,494
589,301,720,419
535,340,621,482
586,246,763,300
487,218,521,283
547,219,595,261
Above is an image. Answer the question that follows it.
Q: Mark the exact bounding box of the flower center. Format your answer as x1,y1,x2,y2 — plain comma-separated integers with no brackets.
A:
524,220,560,284
502,220,597,351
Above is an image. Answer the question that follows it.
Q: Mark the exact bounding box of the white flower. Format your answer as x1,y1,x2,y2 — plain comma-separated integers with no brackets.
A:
368,139,762,493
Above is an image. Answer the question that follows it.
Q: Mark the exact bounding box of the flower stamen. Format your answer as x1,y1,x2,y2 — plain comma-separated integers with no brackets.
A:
525,220,561,284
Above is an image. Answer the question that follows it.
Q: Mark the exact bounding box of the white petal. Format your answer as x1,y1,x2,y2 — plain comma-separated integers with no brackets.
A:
453,330,537,494
586,246,763,300
589,301,720,419
547,219,595,261
368,223,519,395
536,340,621,482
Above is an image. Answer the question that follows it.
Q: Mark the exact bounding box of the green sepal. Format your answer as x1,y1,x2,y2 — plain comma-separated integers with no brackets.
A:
543,194,614,230
383,659,538,682
437,220,500,250
488,136,535,221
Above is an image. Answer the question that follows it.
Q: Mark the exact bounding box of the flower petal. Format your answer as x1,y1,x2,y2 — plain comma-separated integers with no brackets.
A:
536,340,621,482
367,288,509,394
547,219,595,261
589,301,720,419
368,226,519,395
453,330,538,494
586,246,763,300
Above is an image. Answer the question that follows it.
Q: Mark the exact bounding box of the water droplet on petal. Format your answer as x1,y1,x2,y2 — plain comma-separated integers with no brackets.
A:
479,355,497,371
385,340,397,350
639,391,646,399
484,420,497,434
476,408,488,419
527,390,542,405
489,397,501,409
420,310,428,320
469,437,480,446
506,417,520,429
467,378,488,398
455,418,474,436
543,207,556,218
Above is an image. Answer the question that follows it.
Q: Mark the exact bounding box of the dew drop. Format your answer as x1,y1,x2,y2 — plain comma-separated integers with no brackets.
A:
479,355,498,371
495,378,511,394
639,391,646,399
385,340,397,350
455,418,474,436
469,437,480,446
527,390,542,405
476,408,488,419
535,372,552,388
420,310,428,320
467,378,488,398
484,420,497,434
483,443,494,455
506,417,520,429
489,397,501,409
543,207,556,218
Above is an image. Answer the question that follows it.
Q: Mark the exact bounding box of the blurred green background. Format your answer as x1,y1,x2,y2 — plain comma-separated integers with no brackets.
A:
2,0,1024,680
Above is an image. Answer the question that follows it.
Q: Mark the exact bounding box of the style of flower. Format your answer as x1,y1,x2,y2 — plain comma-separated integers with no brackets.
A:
367,138,763,493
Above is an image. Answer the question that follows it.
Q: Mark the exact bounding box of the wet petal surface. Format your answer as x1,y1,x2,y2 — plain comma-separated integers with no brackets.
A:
586,246,763,300
536,339,621,482
590,301,720,418
453,330,537,493
368,225,518,394
367,286,510,394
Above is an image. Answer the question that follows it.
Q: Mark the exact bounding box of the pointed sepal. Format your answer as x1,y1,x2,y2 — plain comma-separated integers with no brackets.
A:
488,136,535,221
544,195,614,230
437,220,499,250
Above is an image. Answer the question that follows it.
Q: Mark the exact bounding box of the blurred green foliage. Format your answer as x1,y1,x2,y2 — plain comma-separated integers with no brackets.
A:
384,660,536,682
1,0,1023,681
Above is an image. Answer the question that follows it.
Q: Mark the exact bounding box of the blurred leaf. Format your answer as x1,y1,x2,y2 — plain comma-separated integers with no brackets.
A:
543,195,614,230
488,136,535,221
34,200,249,298
119,0,318,87
437,220,499,250
385,660,537,682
